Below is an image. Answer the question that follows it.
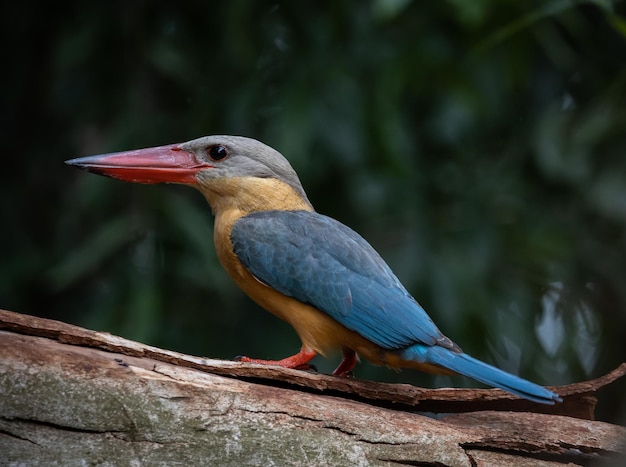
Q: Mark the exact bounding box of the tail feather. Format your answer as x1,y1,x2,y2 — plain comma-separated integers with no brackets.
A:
402,345,562,404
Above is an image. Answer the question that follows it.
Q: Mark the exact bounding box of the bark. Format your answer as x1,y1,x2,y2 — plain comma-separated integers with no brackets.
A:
1,309,624,466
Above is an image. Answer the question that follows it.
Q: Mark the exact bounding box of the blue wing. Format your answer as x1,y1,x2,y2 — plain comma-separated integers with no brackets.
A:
231,210,446,350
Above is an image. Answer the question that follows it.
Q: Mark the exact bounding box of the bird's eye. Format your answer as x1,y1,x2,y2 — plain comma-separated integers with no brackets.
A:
207,145,228,161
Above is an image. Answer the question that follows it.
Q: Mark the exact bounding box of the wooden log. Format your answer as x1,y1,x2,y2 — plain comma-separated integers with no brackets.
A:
1,309,625,466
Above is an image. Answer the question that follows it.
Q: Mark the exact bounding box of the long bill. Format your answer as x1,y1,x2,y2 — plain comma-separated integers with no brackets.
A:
65,143,211,184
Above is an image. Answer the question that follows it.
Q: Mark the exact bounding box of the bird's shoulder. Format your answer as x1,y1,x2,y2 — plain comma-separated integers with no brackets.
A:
232,210,398,285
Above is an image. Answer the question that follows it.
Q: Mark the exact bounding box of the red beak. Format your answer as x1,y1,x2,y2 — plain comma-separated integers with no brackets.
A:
65,143,211,184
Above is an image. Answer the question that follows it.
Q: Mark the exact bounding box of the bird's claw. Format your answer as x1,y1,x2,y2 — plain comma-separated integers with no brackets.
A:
233,355,317,373
295,363,318,372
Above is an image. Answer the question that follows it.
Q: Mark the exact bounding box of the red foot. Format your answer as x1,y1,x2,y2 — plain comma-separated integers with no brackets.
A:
332,349,358,376
236,347,317,370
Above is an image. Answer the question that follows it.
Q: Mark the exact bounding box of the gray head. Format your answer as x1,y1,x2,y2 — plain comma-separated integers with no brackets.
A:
179,135,311,205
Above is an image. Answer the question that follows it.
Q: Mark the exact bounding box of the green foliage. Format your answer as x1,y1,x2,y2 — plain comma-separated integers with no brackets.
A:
1,0,625,421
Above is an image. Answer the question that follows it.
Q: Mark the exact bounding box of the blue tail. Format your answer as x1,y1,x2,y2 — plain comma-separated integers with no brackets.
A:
401,345,562,404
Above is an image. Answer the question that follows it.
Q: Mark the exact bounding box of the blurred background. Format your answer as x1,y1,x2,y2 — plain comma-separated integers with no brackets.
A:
1,1,625,422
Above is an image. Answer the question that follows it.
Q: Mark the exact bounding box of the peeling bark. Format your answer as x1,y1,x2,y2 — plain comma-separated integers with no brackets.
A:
1,309,625,466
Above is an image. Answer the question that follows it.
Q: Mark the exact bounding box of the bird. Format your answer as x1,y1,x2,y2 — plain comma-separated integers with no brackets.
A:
66,135,561,404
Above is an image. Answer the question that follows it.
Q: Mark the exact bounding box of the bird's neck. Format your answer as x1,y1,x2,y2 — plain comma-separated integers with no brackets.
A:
199,176,314,218
200,176,314,291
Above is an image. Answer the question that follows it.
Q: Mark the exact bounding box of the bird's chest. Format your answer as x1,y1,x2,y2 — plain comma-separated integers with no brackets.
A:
213,209,280,305
213,209,248,282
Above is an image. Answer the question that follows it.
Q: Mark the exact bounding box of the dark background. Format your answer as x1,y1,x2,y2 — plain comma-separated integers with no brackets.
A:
2,1,625,423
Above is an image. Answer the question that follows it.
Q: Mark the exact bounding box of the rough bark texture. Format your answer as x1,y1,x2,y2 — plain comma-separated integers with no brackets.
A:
1,309,625,466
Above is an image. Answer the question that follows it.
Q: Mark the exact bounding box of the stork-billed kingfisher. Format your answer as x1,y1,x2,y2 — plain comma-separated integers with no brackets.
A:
66,135,561,404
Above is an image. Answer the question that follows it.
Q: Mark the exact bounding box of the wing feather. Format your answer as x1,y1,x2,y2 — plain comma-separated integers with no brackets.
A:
231,210,444,350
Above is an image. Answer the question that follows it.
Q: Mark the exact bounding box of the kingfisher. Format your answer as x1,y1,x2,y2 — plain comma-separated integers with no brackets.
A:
66,135,561,404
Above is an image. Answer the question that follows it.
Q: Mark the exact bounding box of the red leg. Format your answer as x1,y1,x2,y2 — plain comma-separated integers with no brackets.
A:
236,347,317,370
332,349,358,376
